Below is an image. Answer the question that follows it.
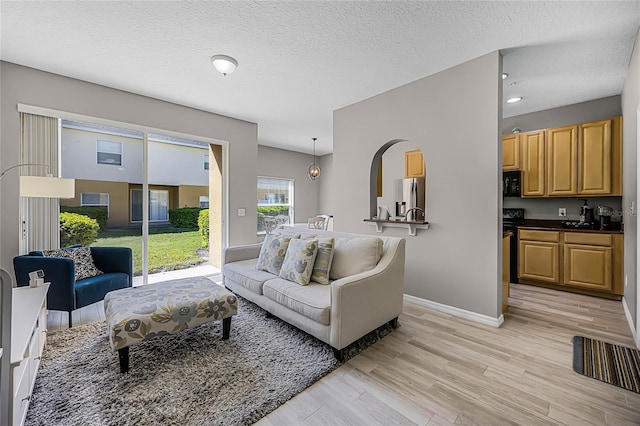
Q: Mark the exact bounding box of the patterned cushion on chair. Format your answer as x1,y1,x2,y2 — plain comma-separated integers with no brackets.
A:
43,246,104,281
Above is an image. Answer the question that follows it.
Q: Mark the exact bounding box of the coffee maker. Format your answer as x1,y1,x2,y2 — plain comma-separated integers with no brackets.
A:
597,205,613,230
579,199,595,226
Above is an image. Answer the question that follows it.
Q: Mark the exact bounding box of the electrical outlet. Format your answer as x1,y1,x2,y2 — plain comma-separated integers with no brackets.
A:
237,208,246,217
625,275,628,287
559,208,566,217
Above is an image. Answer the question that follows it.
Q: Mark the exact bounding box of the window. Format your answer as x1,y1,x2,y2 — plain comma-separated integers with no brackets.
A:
81,192,110,217
97,140,122,166
204,154,209,170
131,189,169,222
257,177,293,233
199,196,209,208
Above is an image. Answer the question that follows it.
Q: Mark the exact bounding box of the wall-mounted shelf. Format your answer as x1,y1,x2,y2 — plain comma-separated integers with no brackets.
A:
364,218,429,236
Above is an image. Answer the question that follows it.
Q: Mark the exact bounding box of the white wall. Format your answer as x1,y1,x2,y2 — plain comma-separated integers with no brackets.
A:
0,61,258,272
257,145,320,223
318,153,334,215
622,29,640,334
333,52,502,319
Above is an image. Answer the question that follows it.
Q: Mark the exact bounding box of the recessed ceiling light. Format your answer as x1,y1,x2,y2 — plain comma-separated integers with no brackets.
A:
502,73,508,80
506,97,523,104
210,55,238,76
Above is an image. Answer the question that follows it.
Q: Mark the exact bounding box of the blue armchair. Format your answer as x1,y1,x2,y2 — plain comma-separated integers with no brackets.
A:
13,246,133,327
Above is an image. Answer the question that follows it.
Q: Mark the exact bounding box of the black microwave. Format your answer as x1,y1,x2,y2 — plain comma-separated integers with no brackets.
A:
503,170,521,197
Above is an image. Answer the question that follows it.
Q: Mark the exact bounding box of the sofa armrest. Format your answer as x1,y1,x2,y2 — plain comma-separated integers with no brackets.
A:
90,246,133,287
223,244,262,265
329,238,406,350
13,255,76,311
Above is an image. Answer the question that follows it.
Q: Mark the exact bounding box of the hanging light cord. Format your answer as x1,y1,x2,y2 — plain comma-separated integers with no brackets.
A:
312,137,317,166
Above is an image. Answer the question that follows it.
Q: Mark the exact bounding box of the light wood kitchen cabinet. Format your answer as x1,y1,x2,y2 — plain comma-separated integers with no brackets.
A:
404,150,425,178
563,244,613,291
521,130,545,196
518,229,623,298
578,120,612,195
546,125,578,196
502,134,520,170
519,238,560,283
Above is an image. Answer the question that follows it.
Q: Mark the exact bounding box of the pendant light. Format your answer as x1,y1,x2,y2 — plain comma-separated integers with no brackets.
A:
307,137,321,181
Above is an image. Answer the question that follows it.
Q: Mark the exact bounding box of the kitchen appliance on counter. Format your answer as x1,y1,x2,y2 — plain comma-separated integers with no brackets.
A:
563,199,596,229
503,208,524,284
597,205,613,230
503,171,521,197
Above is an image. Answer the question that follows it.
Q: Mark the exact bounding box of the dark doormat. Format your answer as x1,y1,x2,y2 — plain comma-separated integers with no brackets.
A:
572,335,640,393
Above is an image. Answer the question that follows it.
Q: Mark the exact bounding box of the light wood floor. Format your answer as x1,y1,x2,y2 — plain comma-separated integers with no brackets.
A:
48,282,640,425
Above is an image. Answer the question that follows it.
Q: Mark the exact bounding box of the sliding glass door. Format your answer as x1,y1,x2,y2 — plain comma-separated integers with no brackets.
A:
131,189,169,222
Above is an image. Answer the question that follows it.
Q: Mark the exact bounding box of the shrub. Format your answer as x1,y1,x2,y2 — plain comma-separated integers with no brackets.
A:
60,212,99,247
198,209,209,248
60,206,108,231
169,207,204,228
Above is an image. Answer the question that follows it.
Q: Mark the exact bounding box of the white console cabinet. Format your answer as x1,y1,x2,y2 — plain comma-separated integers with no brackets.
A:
10,284,48,426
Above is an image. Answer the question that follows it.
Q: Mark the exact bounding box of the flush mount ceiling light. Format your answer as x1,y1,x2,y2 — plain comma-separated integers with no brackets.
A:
307,137,321,181
506,96,523,104
502,73,508,80
210,54,238,76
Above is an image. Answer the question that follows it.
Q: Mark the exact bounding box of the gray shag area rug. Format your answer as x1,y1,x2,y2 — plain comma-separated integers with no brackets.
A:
26,296,394,426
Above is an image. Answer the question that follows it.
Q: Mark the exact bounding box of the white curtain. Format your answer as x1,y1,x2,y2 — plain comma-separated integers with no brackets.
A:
19,113,60,253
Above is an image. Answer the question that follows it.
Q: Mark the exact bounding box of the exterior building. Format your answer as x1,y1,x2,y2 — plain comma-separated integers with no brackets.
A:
59,121,210,227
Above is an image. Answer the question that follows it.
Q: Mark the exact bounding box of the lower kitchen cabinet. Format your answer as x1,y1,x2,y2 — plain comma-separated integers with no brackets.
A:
518,229,623,298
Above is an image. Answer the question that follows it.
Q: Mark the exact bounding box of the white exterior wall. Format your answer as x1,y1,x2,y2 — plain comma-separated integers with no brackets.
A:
149,142,208,186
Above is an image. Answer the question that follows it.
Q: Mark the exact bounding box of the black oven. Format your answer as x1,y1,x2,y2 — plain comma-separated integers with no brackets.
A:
503,208,524,284
503,170,521,197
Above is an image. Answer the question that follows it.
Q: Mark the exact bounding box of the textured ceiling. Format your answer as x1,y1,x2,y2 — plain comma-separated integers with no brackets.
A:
1,1,639,155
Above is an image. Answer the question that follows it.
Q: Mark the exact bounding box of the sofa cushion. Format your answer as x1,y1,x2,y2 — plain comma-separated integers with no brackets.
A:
256,234,292,275
311,237,335,285
44,246,103,282
224,259,275,295
263,278,331,325
329,236,383,280
279,238,318,285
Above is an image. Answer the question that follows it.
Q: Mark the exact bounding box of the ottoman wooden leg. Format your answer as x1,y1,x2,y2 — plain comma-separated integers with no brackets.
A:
118,347,130,373
222,317,232,340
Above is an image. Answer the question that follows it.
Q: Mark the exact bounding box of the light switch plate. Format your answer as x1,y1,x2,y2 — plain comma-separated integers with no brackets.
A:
238,208,246,217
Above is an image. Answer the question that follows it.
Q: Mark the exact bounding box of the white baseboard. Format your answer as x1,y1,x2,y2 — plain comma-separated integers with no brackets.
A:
403,294,504,328
622,297,640,348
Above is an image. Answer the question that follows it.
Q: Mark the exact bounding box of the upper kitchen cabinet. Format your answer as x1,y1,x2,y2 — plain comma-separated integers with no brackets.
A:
578,119,611,195
502,134,520,170
546,125,578,196
508,116,622,198
405,150,425,178
521,130,545,196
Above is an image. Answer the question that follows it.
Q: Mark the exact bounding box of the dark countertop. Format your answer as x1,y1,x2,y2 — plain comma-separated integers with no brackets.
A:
518,220,623,234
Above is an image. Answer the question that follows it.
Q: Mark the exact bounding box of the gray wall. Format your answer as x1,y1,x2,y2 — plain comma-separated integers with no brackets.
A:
257,145,319,224
318,153,334,216
333,52,502,319
502,96,622,135
622,29,640,334
0,62,258,272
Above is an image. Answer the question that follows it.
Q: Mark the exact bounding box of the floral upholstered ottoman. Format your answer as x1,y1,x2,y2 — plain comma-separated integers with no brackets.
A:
104,276,237,373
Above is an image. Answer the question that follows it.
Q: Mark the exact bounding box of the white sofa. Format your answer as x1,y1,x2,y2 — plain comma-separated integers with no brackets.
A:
222,227,406,358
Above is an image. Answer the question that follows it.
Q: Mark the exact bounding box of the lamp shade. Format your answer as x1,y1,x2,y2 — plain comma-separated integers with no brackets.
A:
20,176,75,199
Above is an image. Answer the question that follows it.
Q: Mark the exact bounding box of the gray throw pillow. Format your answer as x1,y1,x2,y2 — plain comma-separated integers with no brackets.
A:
43,246,104,281
256,234,292,275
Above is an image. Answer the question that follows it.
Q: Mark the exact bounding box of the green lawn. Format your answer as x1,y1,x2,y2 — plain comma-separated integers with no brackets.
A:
93,227,205,275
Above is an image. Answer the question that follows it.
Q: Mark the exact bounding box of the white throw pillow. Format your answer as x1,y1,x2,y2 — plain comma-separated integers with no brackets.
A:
329,237,383,280
256,234,292,275
279,238,319,285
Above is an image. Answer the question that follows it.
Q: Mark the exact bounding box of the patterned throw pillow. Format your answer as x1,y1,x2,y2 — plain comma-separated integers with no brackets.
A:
256,234,292,275
279,238,319,285
43,246,104,281
310,237,335,285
